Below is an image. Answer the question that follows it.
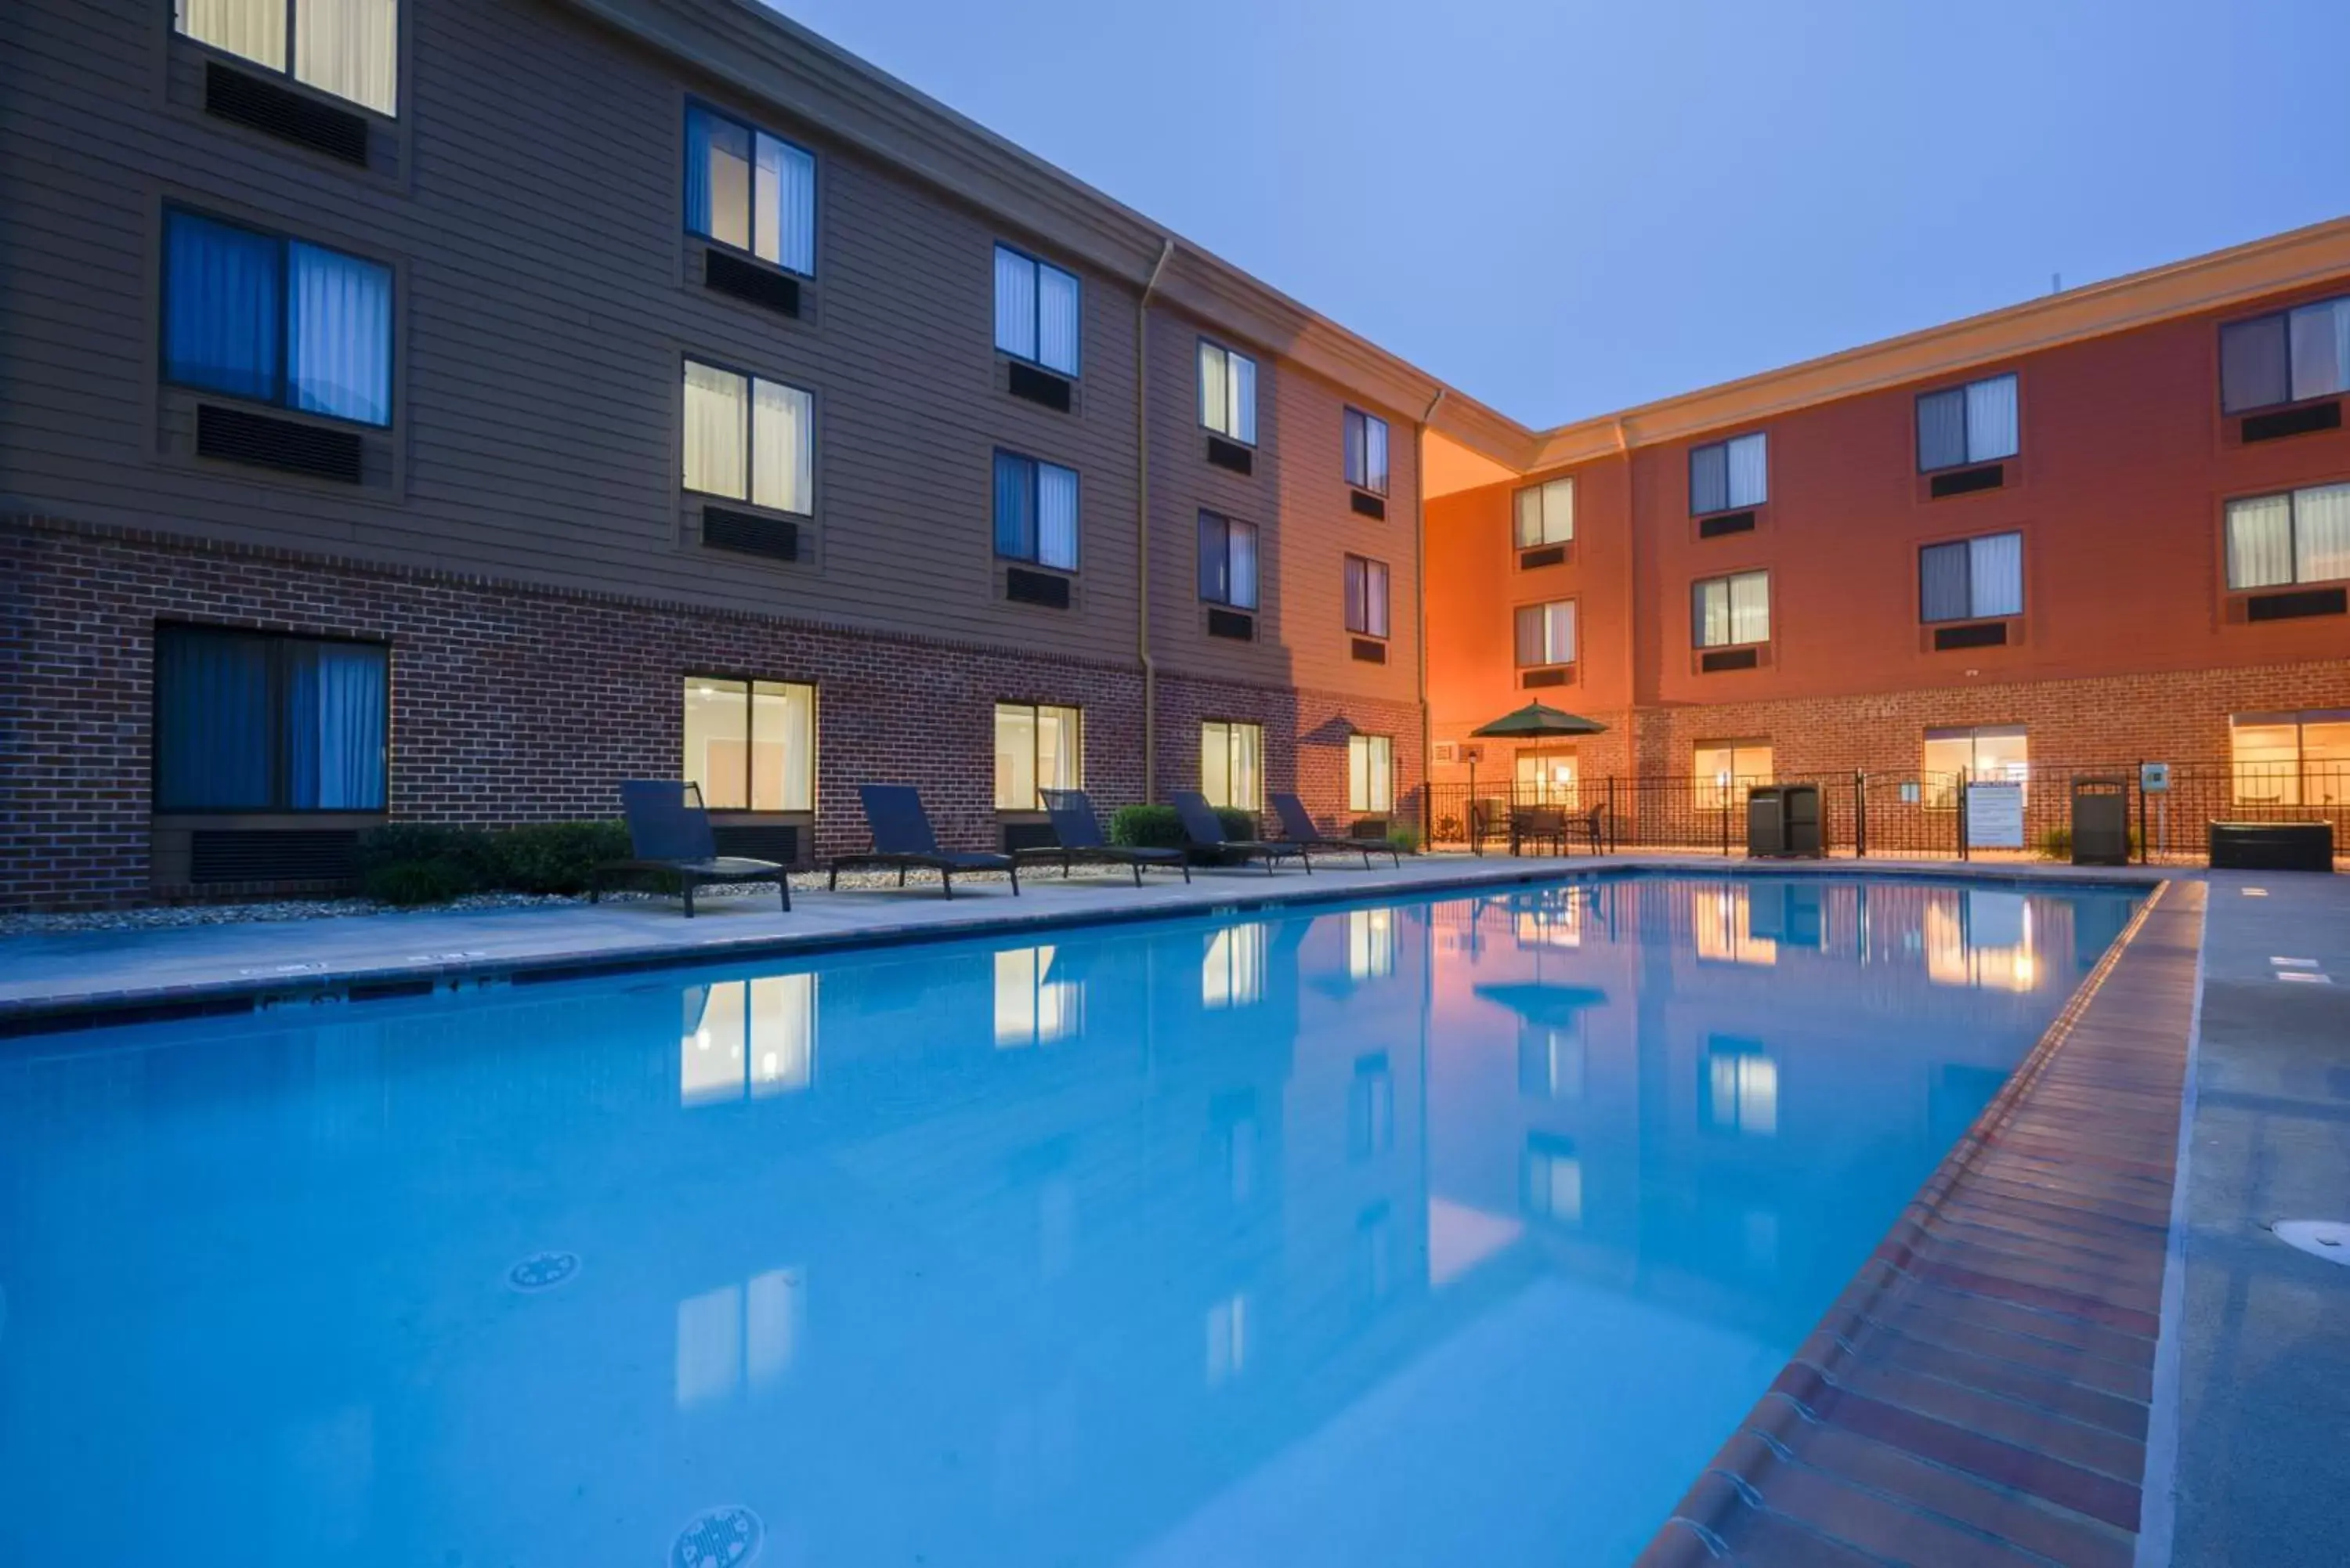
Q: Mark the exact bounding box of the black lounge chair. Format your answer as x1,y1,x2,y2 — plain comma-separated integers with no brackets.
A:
829,783,1020,898
593,780,790,917
1270,791,1401,869
1013,788,1191,886
1170,790,1310,874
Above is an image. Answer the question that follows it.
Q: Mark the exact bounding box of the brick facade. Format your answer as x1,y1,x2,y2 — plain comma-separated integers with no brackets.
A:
0,517,1428,908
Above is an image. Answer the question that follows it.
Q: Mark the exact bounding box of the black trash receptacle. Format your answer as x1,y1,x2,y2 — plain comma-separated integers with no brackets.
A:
2070,778,2131,865
1747,784,1823,858
2210,822,2334,872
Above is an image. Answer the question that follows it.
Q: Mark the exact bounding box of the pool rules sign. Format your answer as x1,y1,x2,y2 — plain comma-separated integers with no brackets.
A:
1965,781,2026,849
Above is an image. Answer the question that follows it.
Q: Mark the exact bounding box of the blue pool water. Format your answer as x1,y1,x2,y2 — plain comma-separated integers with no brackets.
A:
0,875,2144,1567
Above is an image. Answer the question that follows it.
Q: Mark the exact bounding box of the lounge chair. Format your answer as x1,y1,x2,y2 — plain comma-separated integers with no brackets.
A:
828,783,1020,898
1170,790,1311,874
1014,788,1191,886
1270,791,1401,869
593,780,791,917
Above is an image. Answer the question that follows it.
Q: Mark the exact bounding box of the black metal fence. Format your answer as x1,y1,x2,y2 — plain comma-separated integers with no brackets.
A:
1422,760,2350,866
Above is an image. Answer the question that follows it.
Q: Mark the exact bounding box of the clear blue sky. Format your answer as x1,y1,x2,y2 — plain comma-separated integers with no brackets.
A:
768,0,2349,429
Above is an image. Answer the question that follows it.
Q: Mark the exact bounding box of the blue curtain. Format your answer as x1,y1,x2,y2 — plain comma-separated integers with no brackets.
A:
289,243,393,426
993,450,1035,560
163,211,282,403
685,106,715,237
1198,511,1229,602
288,643,389,809
156,629,273,810
1919,540,1971,622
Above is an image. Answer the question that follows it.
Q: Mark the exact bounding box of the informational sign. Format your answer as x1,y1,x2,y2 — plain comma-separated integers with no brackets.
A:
2141,761,2171,794
1965,781,2026,849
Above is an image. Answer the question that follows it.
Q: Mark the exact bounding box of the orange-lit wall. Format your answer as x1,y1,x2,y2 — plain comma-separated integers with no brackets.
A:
1426,274,2350,784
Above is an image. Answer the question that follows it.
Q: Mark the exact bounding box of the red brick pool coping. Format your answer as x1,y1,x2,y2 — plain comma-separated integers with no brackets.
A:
1637,878,2203,1568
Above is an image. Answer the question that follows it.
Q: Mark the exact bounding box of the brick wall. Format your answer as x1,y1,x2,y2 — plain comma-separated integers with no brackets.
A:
1152,671,1426,833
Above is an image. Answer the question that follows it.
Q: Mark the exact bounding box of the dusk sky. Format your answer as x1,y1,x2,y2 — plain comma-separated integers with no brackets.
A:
769,0,2349,428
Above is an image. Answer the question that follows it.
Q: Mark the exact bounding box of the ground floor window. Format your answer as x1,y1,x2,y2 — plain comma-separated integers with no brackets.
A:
1921,724,2027,807
1202,720,1264,811
683,677,815,811
1692,739,1772,809
1347,733,1394,813
994,703,1082,810
1514,747,1578,806
154,624,389,811
2229,711,2350,806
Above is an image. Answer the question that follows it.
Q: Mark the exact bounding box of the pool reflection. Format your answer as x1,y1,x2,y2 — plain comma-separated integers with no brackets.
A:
0,876,2143,1568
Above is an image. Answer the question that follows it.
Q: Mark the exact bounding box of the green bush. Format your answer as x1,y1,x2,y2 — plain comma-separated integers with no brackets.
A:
362,858,475,908
489,820,633,894
1385,826,1421,854
354,822,495,887
2037,823,2142,862
1108,803,1260,860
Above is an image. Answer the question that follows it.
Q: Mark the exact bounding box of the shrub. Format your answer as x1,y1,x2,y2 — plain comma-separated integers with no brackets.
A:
363,858,475,908
1384,826,1421,854
489,820,632,894
2037,823,2142,861
354,822,494,887
1108,803,1260,862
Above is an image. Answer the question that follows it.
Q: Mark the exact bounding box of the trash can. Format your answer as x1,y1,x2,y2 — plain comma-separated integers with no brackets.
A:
2210,822,2334,872
2070,778,2131,866
1746,784,1823,858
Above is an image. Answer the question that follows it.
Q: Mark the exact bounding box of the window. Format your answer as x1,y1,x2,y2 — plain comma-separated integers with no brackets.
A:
682,360,812,514
1513,600,1575,667
1343,555,1390,638
1919,532,2024,622
1515,750,1578,807
1693,741,1773,809
2221,295,2350,413
176,0,399,115
154,624,387,811
1198,511,1259,609
1922,724,2027,808
1348,735,1394,814
1692,571,1770,647
993,244,1080,375
1514,476,1574,547
994,703,1081,810
2225,482,2350,589
1343,408,1389,494
992,451,1079,571
1689,432,1766,514
685,105,816,276
682,677,815,811
1202,720,1264,811
1701,1040,1779,1136
161,209,392,427
1916,374,2019,471
2229,712,2350,807
682,977,815,1104
1198,341,1257,444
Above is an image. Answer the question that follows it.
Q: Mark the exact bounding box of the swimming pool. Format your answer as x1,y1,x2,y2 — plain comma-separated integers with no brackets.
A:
0,873,2145,1567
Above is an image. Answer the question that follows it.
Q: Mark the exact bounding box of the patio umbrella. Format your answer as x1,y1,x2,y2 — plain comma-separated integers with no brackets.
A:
1468,702,1609,739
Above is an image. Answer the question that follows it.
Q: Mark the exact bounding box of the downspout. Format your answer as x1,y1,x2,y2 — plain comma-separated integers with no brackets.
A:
1416,387,1446,840
1614,417,1635,775
1137,239,1176,801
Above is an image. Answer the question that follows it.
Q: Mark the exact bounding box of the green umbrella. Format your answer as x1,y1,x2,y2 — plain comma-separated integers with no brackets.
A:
1468,703,1609,739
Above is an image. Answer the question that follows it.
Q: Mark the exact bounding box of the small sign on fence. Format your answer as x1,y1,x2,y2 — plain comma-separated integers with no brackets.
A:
1965,781,2026,849
2140,761,2171,794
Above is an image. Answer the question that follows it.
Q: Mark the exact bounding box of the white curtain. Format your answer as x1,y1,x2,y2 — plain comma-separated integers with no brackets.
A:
1037,462,1079,569
1202,723,1231,807
1694,580,1730,646
1198,341,1227,433
752,681,815,811
1726,432,1768,508
2226,494,2294,589
1542,600,1575,663
994,245,1035,359
682,362,747,500
1228,519,1258,608
1513,484,1544,547
2296,482,2350,584
182,0,286,70
287,241,392,425
1965,374,2019,462
1363,415,1389,493
750,379,812,513
1728,572,1770,644
2289,300,2350,403
757,135,817,274
297,0,398,116
1037,263,1080,374
1229,352,1258,444
1232,724,1263,811
1968,531,2024,616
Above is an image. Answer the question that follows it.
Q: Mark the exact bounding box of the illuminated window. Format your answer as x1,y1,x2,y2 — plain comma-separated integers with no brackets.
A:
1203,923,1267,1008
1694,885,1777,966
1201,720,1264,811
1198,340,1257,443
994,703,1081,811
1513,748,1579,807
680,976,815,1105
683,677,815,812
2230,711,2350,807
1347,907,1396,979
1922,724,2027,808
993,945,1083,1046
1521,1134,1583,1224
1513,599,1576,667
682,359,813,512
1348,734,1394,814
1702,1039,1778,1136
1517,1021,1585,1100
1692,571,1770,648
2225,484,2350,589
686,105,815,273
178,0,400,116
1693,740,1772,810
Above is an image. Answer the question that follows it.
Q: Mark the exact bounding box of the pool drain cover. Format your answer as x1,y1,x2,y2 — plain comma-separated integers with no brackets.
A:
505,1252,580,1292
2273,1220,2350,1266
672,1505,762,1568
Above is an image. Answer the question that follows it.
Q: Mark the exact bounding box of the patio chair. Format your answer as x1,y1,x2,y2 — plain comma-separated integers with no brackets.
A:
1269,791,1399,869
593,780,790,917
828,783,1020,898
1170,790,1310,874
1014,788,1191,886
